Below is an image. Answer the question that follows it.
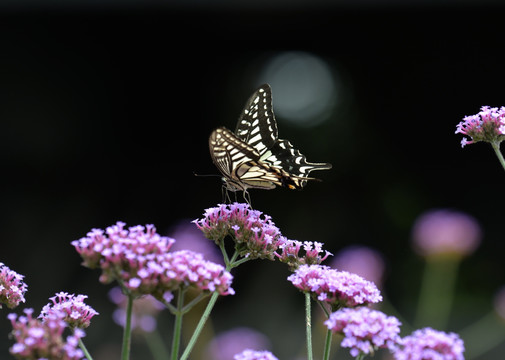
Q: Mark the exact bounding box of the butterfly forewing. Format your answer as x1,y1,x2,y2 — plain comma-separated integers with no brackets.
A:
235,84,278,154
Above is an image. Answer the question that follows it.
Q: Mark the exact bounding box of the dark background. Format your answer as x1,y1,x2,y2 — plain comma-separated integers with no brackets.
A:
1,2,505,359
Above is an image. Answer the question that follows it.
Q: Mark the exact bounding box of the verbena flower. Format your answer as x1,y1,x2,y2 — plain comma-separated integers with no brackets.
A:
233,349,279,360
109,287,165,333
276,240,332,271
455,105,505,147
39,292,98,329
325,307,401,357
193,203,286,260
394,327,465,360
206,327,272,360
72,221,175,278
331,245,385,288
8,308,85,360
0,262,28,309
411,209,481,259
72,222,234,300
287,264,382,308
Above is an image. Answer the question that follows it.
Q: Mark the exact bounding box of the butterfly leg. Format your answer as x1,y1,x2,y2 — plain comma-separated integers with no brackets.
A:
222,185,231,204
242,190,252,207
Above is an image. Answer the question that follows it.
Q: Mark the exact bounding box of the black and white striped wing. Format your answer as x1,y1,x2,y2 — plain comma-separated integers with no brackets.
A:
235,84,278,155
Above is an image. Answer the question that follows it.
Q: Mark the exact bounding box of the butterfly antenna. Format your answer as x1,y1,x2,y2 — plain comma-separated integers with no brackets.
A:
193,171,222,178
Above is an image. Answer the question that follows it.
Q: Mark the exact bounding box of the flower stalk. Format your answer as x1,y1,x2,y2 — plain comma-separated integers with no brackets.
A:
491,141,505,172
120,293,133,360
305,292,313,360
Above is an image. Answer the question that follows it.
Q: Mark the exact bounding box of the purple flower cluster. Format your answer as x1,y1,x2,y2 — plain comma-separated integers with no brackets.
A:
0,262,28,309
39,292,98,329
157,250,235,296
287,265,382,308
276,240,332,270
325,307,401,357
8,308,85,360
233,349,279,360
394,327,465,360
72,222,234,300
194,203,286,260
455,105,505,147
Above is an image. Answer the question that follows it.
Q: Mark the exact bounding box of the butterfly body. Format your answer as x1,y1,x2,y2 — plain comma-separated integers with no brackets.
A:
209,84,331,199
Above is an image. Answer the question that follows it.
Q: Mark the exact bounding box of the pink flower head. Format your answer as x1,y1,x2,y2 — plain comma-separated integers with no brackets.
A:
411,209,481,259
108,287,165,333
276,240,332,271
72,222,174,293
325,307,401,357
206,327,272,360
39,292,98,329
153,250,235,297
8,308,85,360
0,262,28,309
287,264,382,308
331,246,385,288
193,203,286,260
394,327,465,360
455,106,505,147
234,349,279,360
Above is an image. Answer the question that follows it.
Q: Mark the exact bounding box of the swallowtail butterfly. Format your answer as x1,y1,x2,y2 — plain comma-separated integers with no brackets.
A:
209,84,332,202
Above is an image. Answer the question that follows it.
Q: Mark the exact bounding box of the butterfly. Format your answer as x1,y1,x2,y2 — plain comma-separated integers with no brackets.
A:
209,84,332,203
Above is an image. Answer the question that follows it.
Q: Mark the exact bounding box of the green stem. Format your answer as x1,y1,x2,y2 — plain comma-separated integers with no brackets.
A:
78,337,93,360
491,141,505,172
121,294,134,360
322,327,332,360
144,329,170,360
356,353,366,360
414,257,460,329
305,292,313,360
179,291,220,360
229,256,252,268
170,289,185,360
181,293,208,314
459,311,505,359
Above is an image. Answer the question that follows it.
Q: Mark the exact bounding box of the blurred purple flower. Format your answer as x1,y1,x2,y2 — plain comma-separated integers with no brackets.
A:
411,209,481,258
287,264,382,308
8,308,85,360
109,286,166,333
331,245,385,288
39,292,98,329
455,106,505,147
234,349,279,360
206,327,272,360
394,327,464,360
168,219,223,264
0,262,28,309
325,307,401,357
194,203,286,260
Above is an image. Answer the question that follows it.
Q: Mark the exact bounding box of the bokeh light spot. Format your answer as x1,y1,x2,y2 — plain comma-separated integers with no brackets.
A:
259,51,338,127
